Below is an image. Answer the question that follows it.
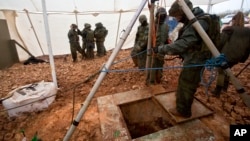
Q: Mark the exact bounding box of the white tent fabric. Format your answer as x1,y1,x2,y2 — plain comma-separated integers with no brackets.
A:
0,0,228,61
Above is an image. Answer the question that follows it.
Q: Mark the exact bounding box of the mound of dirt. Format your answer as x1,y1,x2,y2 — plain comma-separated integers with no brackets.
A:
0,49,250,140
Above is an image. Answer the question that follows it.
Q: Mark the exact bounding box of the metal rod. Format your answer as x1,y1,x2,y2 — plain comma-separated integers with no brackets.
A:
24,9,45,55
41,0,58,88
63,0,148,140
146,2,155,79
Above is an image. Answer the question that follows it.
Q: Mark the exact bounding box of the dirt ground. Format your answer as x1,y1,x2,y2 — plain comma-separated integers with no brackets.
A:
0,49,250,141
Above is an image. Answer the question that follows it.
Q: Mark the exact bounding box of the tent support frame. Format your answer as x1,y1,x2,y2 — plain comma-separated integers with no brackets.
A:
63,0,148,140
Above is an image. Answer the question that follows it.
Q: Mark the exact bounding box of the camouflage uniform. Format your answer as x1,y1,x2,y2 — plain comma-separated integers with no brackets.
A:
68,24,83,62
82,23,95,59
94,22,108,57
157,0,213,117
146,7,169,84
131,14,149,69
212,12,246,96
213,26,250,96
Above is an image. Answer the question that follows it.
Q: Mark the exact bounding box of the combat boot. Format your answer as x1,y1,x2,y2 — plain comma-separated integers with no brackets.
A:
211,85,222,97
223,80,229,92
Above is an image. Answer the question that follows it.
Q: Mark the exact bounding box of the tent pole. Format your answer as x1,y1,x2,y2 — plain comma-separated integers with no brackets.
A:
178,0,250,107
115,10,122,47
24,9,45,55
63,0,148,140
146,0,156,81
240,0,244,11
41,0,58,88
206,0,212,13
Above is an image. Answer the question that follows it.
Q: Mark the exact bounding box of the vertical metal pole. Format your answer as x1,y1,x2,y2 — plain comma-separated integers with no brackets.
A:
207,0,212,13
146,0,156,82
63,0,148,140
115,10,122,47
41,0,58,88
240,0,244,11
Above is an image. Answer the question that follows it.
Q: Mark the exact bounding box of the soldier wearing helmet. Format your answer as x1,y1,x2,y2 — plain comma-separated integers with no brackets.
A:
130,14,149,69
94,22,108,57
81,23,95,59
154,0,215,118
146,7,169,85
68,23,84,62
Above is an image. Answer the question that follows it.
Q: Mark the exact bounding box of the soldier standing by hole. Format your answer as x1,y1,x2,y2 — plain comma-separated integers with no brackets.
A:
130,14,149,69
67,24,84,62
154,0,217,118
94,22,108,57
212,11,246,97
146,7,169,84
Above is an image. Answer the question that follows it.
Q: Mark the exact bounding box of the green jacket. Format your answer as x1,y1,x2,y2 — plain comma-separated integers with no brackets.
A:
158,7,210,65
94,26,108,42
68,29,80,43
134,24,149,49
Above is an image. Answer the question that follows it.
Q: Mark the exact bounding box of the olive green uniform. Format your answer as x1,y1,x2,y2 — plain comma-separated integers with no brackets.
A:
147,21,168,84
158,7,211,117
68,26,83,62
214,27,250,95
131,20,149,69
94,22,108,57
130,15,149,69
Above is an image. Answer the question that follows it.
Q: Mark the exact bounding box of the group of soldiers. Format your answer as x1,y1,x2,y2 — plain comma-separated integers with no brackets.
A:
132,0,250,118
131,7,169,85
68,22,108,62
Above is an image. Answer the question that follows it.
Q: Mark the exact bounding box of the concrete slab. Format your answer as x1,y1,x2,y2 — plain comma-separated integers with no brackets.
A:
97,85,215,140
154,92,214,123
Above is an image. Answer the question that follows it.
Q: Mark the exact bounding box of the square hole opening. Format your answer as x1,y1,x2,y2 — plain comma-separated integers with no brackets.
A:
119,97,174,139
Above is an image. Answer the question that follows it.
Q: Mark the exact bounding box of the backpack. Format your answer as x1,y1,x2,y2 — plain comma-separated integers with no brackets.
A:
86,30,95,42
196,14,221,51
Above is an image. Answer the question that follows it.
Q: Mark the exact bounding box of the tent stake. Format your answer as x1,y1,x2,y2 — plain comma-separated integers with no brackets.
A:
63,0,148,140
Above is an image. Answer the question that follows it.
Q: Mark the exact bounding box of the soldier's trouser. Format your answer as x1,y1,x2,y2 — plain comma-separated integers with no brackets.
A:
137,50,147,69
82,42,87,58
70,42,83,61
130,47,138,67
96,41,106,56
86,42,95,59
146,55,164,84
176,67,202,116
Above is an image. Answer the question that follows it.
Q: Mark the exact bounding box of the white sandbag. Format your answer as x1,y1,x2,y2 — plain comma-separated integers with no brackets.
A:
2,81,57,117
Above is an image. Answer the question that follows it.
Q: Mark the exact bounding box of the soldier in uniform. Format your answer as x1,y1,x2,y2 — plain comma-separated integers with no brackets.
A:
146,7,169,84
81,23,95,59
131,14,149,69
67,24,84,62
94,22,108,57
212,11,247,96
155,0,215,118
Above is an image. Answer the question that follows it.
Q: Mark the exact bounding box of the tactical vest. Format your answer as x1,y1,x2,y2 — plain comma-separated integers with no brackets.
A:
86,30,95,42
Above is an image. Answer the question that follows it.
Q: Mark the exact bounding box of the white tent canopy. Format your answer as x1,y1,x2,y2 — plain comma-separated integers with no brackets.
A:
0,0,228,61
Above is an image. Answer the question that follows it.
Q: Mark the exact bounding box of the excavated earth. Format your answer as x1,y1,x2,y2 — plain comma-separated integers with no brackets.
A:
0,49,250,141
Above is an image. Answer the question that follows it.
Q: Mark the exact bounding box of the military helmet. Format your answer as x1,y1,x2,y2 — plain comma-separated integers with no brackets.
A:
84,23,91,28
139,14,147,23
155,7,167,18
169,0,193,17
95,22,103,28
71,23,77,28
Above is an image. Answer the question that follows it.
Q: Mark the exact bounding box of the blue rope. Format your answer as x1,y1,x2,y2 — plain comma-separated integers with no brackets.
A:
105,51,228,96
200,54,228,96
